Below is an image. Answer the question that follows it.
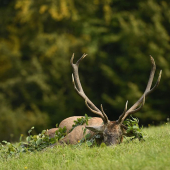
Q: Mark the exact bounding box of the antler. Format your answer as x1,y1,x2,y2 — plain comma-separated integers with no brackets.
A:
70,53,109,124
118,55,162,124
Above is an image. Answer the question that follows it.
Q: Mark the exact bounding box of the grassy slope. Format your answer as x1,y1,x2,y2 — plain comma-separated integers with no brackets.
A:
0,124,170,170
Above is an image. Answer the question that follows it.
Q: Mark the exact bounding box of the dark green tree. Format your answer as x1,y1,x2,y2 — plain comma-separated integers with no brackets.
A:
0,0,169,141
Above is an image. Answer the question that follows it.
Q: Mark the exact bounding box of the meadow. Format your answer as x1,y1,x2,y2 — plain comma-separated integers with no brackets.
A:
0,124,170,170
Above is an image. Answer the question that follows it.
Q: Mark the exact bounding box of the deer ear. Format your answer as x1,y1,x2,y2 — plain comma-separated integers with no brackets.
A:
86,125,104,133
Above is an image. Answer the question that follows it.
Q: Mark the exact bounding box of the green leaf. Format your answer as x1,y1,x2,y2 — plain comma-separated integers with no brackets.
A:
36,138,42,145
31,127,34,130
132,126,138,130
85,133,91,140
28,130,32,134
41,130,46,134
26,136,31,143
86,141,93,147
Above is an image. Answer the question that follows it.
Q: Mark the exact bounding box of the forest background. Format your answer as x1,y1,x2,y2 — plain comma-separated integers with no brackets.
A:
0,0,169,141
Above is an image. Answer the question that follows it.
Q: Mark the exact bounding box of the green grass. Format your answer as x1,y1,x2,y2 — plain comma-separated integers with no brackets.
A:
0,124,170,170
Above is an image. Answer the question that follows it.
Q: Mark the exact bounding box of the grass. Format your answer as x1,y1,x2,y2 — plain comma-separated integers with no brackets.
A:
0,123,170,170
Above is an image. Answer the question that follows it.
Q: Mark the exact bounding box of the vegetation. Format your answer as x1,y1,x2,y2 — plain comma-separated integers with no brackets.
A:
70,114,90,132
0,126,66,159
0,0,170,141
123,117,144,141
0,124,169,170
0,115,144,158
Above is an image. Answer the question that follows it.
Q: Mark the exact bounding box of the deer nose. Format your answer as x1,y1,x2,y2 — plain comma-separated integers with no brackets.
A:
104,135,119,146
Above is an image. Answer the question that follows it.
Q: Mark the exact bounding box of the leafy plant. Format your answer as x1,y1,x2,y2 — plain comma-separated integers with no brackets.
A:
70,114,91,132
55,127,67,141
82,134,101,147
0,114,92,159
0,126,67,159
123,117,144,141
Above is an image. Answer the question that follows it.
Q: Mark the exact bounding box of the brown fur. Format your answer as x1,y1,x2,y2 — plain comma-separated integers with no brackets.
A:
46,117,127,145
46,117,103,144
45,128,58,138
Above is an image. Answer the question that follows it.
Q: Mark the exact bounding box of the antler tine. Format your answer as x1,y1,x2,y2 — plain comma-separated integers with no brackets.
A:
70,53,87,92
85,100,108,123
101,104,109,123
70,53,87,66
144,55,156,92
70,53,75,65
127,94,145,115
146,70,162,95
71,54,108,123
117,101,128,123
76,54,87,65
118,56,162,123
119,95,145,124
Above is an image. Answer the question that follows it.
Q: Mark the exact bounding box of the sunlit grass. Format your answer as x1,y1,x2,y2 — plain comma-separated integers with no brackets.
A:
0,124,170,170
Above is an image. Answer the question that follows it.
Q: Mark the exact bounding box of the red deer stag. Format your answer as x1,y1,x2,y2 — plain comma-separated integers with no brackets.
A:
47,54,162,146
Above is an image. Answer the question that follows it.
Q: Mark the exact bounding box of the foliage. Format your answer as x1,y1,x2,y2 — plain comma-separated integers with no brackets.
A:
123,117,145,141
0,114,91,159
0,114,90,159
77,133,102,147
0,0,170,141
70,114,91,132
0,126,67,159
55,127,67,141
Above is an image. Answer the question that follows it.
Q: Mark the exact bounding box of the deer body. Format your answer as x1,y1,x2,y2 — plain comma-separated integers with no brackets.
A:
46,54,162,146
46,116,103,144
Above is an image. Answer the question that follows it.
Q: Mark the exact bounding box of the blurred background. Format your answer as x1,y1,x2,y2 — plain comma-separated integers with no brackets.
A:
0,0,169,142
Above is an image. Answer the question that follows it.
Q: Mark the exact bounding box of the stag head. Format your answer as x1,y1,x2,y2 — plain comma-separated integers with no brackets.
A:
70,54,162,146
